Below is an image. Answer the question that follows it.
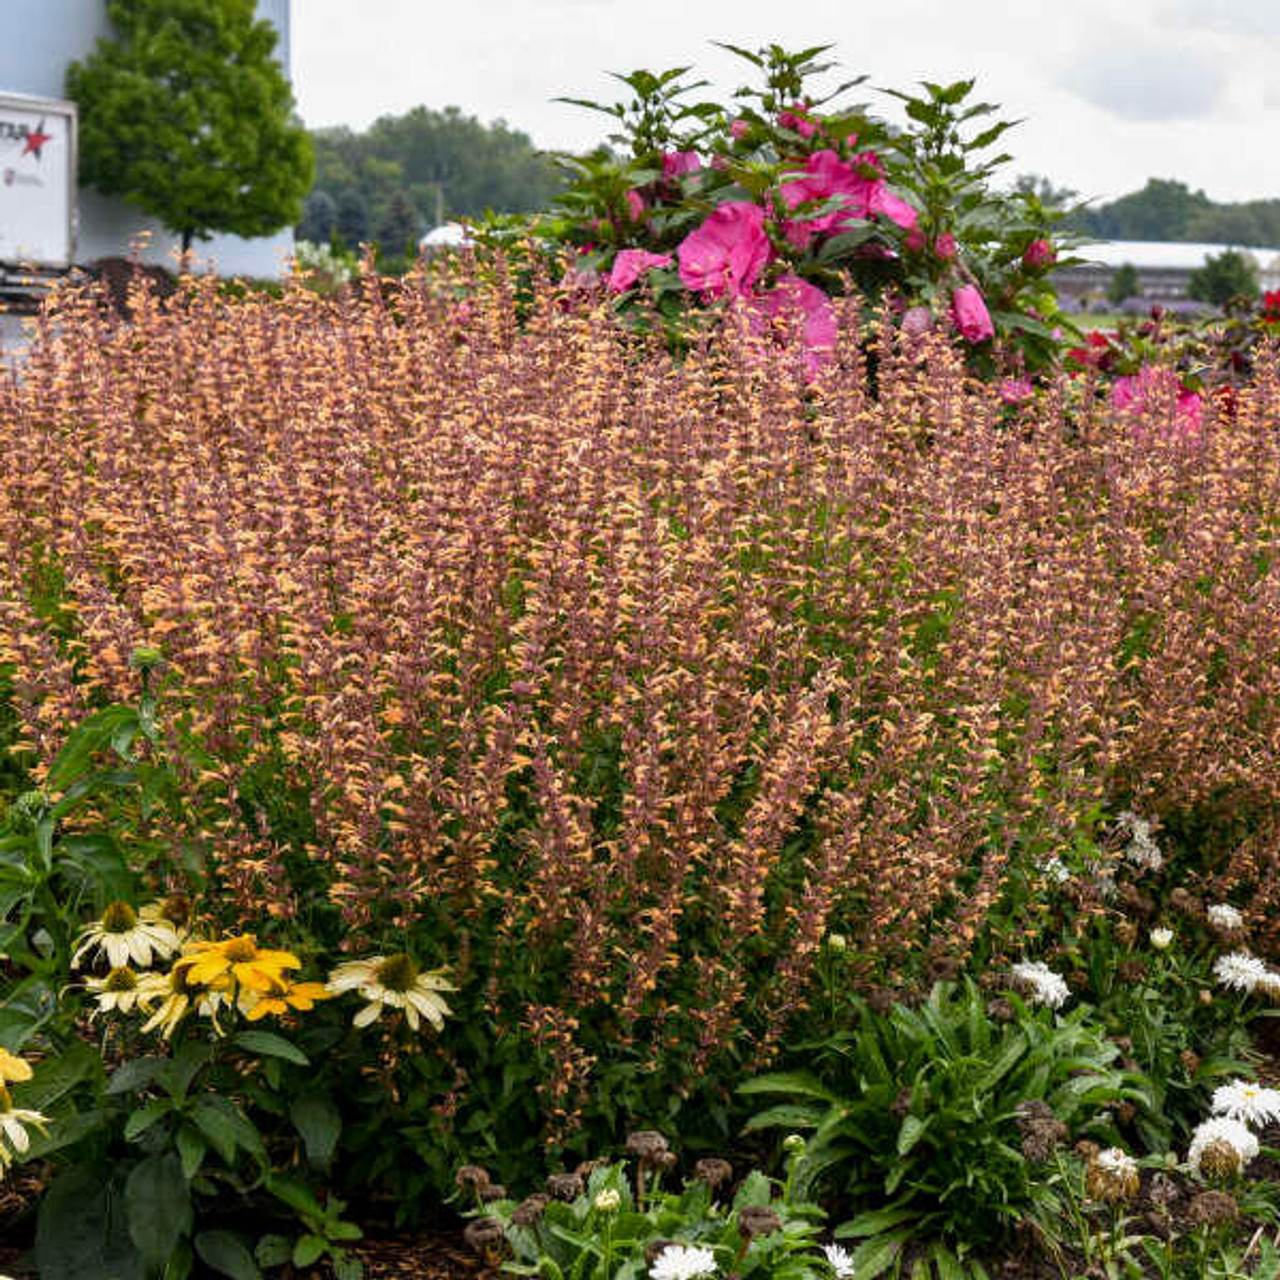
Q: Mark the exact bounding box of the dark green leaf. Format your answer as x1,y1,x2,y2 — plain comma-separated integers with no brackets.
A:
293,1235,328,1269
234,1029,309,1065
195,1230,262,1280
125,1154,193,1268
291,1090,341,1167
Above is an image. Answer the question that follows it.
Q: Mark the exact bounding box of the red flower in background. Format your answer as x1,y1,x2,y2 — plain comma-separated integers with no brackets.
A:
1262,290,1280,322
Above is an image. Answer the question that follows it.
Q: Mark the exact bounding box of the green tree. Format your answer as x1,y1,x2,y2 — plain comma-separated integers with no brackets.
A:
66,0,314,256
1107,262,1140,305
335,189,370,248
1187,248,1260,307
376,190,421,255
297,188,337,244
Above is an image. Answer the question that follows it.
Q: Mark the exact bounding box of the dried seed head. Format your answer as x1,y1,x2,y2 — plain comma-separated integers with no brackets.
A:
455,1165,492,1192
694,1157,733,1189
986,997,1015,1022
737,1205,782,1239
1085,1148,1140,1204
511,1193,550,1227
1187,1190,1239,1227
624,1130,670,1163
644,1240,679,1266
545,1172,584,1201
1198,1138,1243,1179
1074,1140,1101,1162
478,1183,507,1203
463,1217,505,1253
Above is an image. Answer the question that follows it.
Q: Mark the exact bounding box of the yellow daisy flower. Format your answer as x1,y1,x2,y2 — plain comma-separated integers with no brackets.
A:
174,935,300,995
71,901,181,970
327,954,454,1032
0,1049,33,1085
239,979,332,1022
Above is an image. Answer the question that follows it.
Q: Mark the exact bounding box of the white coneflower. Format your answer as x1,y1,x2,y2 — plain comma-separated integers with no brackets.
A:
1116,811,1163,873
1009,960,1070,1009
83,966,155,1016
649,1245,718,1280
1210,1080,1280,1129
327,955,454,1032
1086,1147,1140,1202
1149,927,1173,950
1188,1117,1259,1178
1208,904,1244,932
0,1085,49,1172
823,1243,855,1278
1213,952,1269,993
71,901,181,970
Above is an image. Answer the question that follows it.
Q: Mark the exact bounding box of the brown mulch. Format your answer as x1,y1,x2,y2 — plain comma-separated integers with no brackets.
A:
348,1230,500,1280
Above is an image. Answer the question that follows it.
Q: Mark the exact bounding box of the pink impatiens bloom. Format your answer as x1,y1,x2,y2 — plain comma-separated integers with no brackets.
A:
662,151,701,178
744,273,838,380
677,201,772,298
778,150,916,247
868,184,918,230
951,285,995,342
607,249,673,293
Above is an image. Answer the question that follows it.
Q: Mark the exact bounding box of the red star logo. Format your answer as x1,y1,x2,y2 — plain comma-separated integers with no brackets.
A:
22,121,52,159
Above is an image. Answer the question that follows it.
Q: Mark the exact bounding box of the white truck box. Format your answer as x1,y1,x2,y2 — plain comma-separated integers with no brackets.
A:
0,92,76,281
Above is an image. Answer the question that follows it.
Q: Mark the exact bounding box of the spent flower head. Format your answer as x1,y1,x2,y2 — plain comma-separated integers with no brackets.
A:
1188,1117,1259,1178
1009,960,1070,1009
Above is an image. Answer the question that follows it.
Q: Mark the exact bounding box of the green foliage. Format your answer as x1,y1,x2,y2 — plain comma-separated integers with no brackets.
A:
65,0,314,252
476,1148,829,1280
1187,248,1260,308
1107,262,1140,306
308,104,565,250
742,981,1148,1259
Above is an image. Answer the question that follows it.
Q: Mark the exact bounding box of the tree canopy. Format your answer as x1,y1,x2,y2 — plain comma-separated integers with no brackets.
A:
305,105,565,249
1064,178,1280,246
66,0,314,254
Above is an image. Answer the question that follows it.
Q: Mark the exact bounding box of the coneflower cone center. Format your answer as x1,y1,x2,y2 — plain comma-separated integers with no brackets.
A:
223,935,259,962
375,954,419,992
104,968,138,992
101,901,138,932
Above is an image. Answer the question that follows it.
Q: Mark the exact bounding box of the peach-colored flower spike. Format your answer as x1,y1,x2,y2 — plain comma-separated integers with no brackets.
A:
3,255,1280,1140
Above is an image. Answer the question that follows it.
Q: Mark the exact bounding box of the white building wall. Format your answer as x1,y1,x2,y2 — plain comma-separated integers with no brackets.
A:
0,0,295,278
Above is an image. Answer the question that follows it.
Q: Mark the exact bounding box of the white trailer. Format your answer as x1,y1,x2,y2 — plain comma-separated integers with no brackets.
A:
0,92,76,295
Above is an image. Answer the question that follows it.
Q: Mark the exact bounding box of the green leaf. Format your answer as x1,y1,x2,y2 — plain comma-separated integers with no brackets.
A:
896,1114,929,1156
851,1234,905,1279
738,1071,837,1101
124,1097,172,1141
741,1102,824,1132
36,1165,145,1280
107,1056,163,1096
836,1206,919,1238
291,1090,341,1167
931,1244,966,1280
294,1235,328,1268
176,1125,206,1180
255,1235,293,1268
125,1154,193,1269
14,1039,102,1110
195,1230,262,1280
191,1097,267,1168
234,1029,309,1065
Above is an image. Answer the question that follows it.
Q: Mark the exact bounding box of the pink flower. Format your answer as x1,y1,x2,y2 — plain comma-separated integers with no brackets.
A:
904,227,926,253
677,201,772,299
869,185,918,230
625,190,646,222
999,376,1034,404
778,103,819,138
607,249,673,293
1110,365,1201,432
710,154,730,172
743,273,838,379
778,150,916,244
951,285,995,342
662,151,701,179
730,118,751,141
934,232,957,260
1023,238,1056,270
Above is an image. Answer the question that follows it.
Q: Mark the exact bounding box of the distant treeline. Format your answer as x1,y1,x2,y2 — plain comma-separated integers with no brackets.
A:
1039,177,1280,246
296,105,566,251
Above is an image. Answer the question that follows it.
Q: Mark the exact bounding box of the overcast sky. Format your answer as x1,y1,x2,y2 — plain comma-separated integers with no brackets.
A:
292,0,1280,207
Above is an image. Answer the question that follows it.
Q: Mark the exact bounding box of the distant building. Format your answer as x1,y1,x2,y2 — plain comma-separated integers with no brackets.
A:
1055,240,1280,302
0,0,293,278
